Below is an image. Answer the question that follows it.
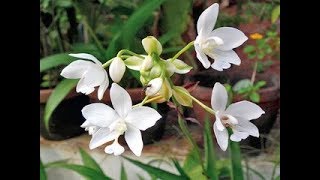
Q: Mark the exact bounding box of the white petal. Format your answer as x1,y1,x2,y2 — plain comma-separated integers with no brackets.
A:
196,3,219,36
104,142,125,156
124,56,144,71
215,115,225,131
225,100,265,120
109,57,126,83
82,65,106,87
210,27,248,51
195,43,211,69
211,82,228,111
82,103,118,127
80,120,91,128
89,128,119,149
76,77,95,95
145,78,163,96
209,49,241,67
110,83,132,118
60,60,92,79
235,118,259,137
125,125,143,156
211,60,230,71
69,53,102,66
125,106,161,130
172,59,192,74
97,73,109,100
230,130,249,142
213,121,228,151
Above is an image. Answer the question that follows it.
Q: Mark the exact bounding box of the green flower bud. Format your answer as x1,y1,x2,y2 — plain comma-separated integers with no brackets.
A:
141,55,153,71
142,36,162,55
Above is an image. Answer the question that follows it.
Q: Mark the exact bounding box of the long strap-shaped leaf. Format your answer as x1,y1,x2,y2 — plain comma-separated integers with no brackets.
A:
105,0,166,61
43,79,78,130
79,148,105,175
204,116,219,180
45,162,110,180
124,156,186,180
229,129,245,180
40,159,47,180
40,53,74,73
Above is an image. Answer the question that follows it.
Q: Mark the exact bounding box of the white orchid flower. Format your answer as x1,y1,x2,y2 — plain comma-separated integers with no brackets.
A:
194,3,248,71
211,82,265,151
60,53,109,100
81,83,161,156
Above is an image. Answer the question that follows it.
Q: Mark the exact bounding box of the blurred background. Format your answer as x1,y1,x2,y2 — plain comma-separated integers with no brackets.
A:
40,0,280,179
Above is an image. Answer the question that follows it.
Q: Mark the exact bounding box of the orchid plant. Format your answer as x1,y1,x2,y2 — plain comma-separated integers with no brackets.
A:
60,3,264,156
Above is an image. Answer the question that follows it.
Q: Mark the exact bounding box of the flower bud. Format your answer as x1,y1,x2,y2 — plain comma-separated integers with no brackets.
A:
142,36,162,55
145,78,163,96
157,78,172,101
109,57,126,83
149,64,162,79
141,55,153,71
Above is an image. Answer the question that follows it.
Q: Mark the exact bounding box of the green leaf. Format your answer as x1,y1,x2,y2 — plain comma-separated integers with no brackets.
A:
120,162,128,180
105,0,166,61
271,5,280,23
44,79,78,130
46,162,110,179
171,159,190,179
229,131,244,180
254,81,266,89
204,117,219,180
257,53,265,60
232,79,252,92
172,86,193,107
40,159,47,180
40,53,75,72
124,157,184,180
183,149,206,180
243,45,255,54
79,148,105,175
160,0,192,46
249,92,260,103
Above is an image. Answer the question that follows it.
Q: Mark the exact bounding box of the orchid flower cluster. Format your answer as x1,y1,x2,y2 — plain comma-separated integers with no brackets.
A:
60,3,264,156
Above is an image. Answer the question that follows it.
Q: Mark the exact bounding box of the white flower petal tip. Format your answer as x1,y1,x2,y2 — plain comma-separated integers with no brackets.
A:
213,122,228,151
145,78,163,96
61,53,108,98
109,57,126,83
195,3,246,70
211,82,228,112
104,142,125,156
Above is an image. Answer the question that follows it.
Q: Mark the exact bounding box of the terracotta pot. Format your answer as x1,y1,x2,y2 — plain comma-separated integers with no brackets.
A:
185,69,280,149
88,88,168,145
40,89,90,140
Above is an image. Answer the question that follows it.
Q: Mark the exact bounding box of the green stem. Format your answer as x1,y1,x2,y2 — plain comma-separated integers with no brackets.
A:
132,95,163,108
176,108,205,173
102,59,113,68
170,41,194,62
179,90,216,115
250,61,258,84
117,49,144,59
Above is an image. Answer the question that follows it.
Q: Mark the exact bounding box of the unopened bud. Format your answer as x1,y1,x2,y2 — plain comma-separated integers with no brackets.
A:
142,36,162,55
